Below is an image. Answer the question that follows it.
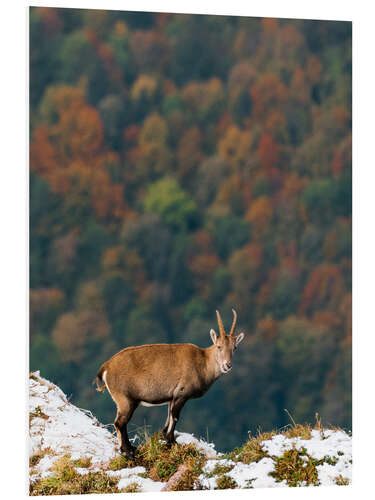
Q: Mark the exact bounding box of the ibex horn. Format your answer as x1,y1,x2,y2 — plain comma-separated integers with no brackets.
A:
229,309,237,337
216,310,226,338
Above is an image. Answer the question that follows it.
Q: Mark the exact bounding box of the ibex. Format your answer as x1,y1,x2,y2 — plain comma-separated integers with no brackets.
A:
95,309,245,458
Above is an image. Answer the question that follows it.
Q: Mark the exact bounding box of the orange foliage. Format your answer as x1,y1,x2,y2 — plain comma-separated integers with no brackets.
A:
250,74,287,119
182,78,224,113
339,293,352,344
211,173,242,216
312,310,341,333
50,228,79,273
291,67,310,103
228,61,256,94
215,112,233,140
52,312,89,362
191,230,215,254
227,242,263,310
246,196,274,238
299,263,345,316
257,316,279,341
36,7,62,35
124,125,140,144
188,253,220,298
265,111,287,139
63,106,103,155
130,31,170,71
331,150,344,177
280,172,306,200
218,125,253,171
30,85,129,220
307,55,322,84
177,127,203,180
262,18,278,35
30,288,65,337
257,133,280,174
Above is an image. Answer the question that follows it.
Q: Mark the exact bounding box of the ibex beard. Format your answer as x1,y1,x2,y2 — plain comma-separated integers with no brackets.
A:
95,309,245,459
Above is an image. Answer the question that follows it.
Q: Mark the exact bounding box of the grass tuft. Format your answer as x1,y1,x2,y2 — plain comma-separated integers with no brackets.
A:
29,448,55,468
335,475,350,486
270,447,322,487
216,475,237,489
30,455,121,496
108,454,131,471
237,430,275,464
110,432,207,489
122,481,141,492
29,406,49,424
71,456,92,468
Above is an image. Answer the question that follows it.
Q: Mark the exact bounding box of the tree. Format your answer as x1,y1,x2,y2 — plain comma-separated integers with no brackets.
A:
143,177,197,230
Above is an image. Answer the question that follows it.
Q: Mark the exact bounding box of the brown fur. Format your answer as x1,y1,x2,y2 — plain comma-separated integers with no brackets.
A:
96,310,245,458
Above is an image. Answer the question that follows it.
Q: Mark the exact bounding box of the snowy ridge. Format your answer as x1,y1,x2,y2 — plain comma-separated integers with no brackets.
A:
29,372,352,492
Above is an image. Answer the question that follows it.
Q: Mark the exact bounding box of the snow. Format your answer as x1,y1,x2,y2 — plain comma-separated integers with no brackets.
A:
228,458,288,488
261,429,352,486
175,431,218,458
29,371,118,464
29,371,165,492
29,371,352,492
202,458,235,474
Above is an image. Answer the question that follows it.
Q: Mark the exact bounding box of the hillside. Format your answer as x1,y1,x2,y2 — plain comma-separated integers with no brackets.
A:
29,372,352,494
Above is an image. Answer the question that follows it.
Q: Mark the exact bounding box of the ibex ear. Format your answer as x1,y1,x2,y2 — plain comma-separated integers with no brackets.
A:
210,329,218,345
235,332,245,347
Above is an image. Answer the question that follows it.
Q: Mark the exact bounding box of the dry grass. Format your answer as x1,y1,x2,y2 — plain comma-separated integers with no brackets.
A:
108,432,207,490
71,456,92,468
335,475,350,486
108,454,130,471
122,482,141,492
270,447,326,487
30,455,123,496
29,448,55,468
236,430,275,464
216,475,237,489
29,406,49,424
138,432,205,483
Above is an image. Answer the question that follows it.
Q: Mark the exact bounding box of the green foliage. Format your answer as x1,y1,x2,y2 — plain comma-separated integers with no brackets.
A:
143,177,197,230
209,215,251,260
276,317,336,422
30,9,351,451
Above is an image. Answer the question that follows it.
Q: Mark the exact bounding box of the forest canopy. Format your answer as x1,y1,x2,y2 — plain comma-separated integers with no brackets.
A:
30,8,352,451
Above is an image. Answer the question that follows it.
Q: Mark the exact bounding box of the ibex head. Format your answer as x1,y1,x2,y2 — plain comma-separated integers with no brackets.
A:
210,309,245,374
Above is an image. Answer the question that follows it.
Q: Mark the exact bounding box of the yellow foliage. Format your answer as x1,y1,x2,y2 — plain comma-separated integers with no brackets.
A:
130,74,158,101
246,196,274,236
139,113,168,145
218,125,253,170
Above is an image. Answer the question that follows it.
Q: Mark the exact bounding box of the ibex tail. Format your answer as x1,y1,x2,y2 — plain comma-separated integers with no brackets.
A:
94,365,107,392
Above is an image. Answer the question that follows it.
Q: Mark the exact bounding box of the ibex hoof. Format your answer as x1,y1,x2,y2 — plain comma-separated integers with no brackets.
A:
122,446,136,460
166,437,176,447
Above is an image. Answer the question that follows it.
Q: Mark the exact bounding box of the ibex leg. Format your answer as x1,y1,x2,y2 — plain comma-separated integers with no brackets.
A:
162,402,172,437
114,396,138,459
165,398,186,444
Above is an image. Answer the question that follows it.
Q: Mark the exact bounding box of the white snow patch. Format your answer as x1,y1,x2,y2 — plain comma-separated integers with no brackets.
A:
118,476,165,492
261,429,352,486
202,458,235,475
229,458,287,489
175,431,217,458
29,371,118,469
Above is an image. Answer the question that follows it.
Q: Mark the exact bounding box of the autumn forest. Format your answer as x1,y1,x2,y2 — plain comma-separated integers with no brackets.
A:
30,8,352,450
